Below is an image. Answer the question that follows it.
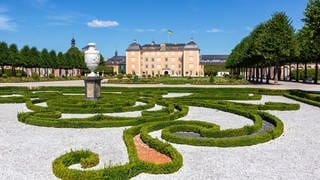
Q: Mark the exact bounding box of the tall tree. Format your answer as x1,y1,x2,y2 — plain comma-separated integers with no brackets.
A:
303,0,320,83
49,50,57,76
20,45,32,76
30,47,40,74
297,26,314,82
262,12,295,84
41,49,50,76
0,42,8,74
8,44,20,76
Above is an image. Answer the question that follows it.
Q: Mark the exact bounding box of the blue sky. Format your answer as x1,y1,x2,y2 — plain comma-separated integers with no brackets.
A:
0,0,309,58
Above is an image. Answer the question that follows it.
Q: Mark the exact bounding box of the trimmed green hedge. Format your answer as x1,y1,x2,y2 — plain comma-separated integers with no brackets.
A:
284,90,320,108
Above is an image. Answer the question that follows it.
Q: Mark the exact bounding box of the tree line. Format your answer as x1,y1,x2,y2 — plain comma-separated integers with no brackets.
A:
226,0,320,84
0,42,86,77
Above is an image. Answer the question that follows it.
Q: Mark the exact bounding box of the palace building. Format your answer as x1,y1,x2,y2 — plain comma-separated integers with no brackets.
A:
125,39,204,77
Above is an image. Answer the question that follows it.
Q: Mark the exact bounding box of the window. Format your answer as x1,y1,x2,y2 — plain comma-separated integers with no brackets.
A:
151,58,154,62
178,64,181,68
145,64,148,68
165,58,168,62
171,70,174,75
146,71,148,75
157,71,160,75
165,64,168,69
151,64,154,69
178,57,182,62
145,58,148,62
190,71,193,75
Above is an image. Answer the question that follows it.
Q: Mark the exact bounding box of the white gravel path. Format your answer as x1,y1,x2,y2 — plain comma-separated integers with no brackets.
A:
34,102,48,107
0,104,128,180
229,95,299,105
0,94,23,97
178,106,253,130
162,93,192,98
134,96,320,180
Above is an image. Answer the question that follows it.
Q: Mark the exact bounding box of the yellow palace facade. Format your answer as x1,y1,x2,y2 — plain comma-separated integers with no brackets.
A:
125,39,204,77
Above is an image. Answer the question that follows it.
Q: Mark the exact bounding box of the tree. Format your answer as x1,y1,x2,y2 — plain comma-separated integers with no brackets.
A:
8,44,20,76
303,0,320,83
20,45,32,76
57,52,65,76
297,26,314,82
48,50,57,76
30,47,40,74
261,12,295,84
0,42,8,74
41,49,50,76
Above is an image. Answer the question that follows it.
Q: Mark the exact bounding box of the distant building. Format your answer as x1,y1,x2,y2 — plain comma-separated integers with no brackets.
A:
200,55,228,65
105,50,126,74
125,39,204,77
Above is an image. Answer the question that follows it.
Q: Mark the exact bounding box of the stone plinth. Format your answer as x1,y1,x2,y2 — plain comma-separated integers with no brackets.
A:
84,76,101,100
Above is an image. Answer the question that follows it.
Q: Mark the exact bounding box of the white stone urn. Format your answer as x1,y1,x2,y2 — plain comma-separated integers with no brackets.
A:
84,42,100,77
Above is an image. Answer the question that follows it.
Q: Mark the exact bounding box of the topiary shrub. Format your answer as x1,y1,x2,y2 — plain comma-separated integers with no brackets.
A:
31,72,40,80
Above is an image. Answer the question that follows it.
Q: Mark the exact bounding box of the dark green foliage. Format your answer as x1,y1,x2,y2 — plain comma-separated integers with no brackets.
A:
204,64,228,76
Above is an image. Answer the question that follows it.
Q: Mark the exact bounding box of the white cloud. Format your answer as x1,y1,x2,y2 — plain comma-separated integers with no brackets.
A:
0,15,16,31
206,28,223,33
87,19,119,28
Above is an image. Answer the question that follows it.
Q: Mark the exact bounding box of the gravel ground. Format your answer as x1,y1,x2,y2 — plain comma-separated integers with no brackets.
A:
178,106,253,130
134,96,320,180
162,93,192,98
0,104,128,180
1,95,320,180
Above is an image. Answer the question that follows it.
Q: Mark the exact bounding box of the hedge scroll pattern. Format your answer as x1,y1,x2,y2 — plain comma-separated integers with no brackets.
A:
0,87,302,179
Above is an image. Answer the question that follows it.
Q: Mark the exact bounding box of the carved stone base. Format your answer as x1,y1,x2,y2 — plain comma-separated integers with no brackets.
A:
84,77,101,100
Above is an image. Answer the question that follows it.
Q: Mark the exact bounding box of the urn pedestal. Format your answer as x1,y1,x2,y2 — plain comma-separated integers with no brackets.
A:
84,42,101,100
84,76,101,100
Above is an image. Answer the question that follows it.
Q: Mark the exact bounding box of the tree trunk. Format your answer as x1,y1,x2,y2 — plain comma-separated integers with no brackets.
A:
266,66,270,84
304,63,307,83
274,61,279,84
1,66,4,74
255,66,259,83
296,62,299,82
260,67,263,83
252,67,255,82
289,64,292,81
283,66,286,81
315,60,318,84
